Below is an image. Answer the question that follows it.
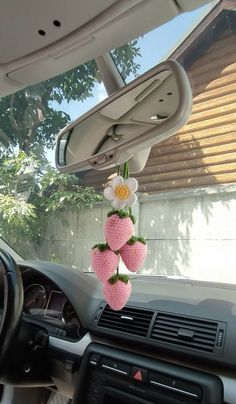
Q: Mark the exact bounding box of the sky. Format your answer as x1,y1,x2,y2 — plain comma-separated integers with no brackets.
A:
48,1,218,165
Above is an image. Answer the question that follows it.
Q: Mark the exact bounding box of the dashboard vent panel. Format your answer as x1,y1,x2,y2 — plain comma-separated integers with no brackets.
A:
98,305,154,337
151,312,218,353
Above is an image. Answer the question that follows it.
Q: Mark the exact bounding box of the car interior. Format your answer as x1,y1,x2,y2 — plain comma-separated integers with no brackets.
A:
0,0,236,403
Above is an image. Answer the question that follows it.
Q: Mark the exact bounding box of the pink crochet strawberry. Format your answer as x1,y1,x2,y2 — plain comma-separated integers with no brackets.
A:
120,236,147,272
105,210,135,251
103,274,132,311
91,243,119,282
90,161,148,310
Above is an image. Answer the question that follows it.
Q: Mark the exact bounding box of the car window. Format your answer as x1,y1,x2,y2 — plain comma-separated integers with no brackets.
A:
0,2,235,286
110,2,215,83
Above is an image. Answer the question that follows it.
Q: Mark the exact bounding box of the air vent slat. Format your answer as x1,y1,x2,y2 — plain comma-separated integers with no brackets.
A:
153,332,215,346
101,313,151,324
151,312,218,354
99,319,149,332
101,310,153,318
157,317,217,331
102,308,153,319
153,328,216,344
98,305,154,337
153,323,217,338
155,335,214,352
98,324,147,336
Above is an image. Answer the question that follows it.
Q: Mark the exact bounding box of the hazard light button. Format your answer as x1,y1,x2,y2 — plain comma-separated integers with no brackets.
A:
131,367,148,382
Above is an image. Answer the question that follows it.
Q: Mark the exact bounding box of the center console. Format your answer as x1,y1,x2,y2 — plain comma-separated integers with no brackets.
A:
72,343,223,404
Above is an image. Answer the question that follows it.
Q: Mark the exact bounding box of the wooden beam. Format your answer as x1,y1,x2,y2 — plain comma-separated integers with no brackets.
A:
179,113,236,135
192,71,236,94
148,143,236,165
193,81,236,103
152,133,236,153
190,37,236,72
137,162,236,184
203,31,236,53
192,61,236,84
192,93,236,114
139,173,236,193
189,103,236,125
142,153,236,175
164,123,236,144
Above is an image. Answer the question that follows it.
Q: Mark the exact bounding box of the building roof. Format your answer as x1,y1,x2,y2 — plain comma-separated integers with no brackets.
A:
170,0,236,69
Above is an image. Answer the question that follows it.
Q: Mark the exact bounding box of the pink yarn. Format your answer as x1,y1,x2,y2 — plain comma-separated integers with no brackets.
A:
91,248,119,282
120,241,147,272
103,280,132,311
105,214,134,251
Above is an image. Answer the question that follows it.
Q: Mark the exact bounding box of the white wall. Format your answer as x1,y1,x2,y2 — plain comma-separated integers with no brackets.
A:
139,184,236,283
39,183,236,284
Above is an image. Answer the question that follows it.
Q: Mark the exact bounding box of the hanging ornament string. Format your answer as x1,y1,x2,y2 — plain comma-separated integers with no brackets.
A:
123,161,129,180
123,162,133,216
117,164,121,176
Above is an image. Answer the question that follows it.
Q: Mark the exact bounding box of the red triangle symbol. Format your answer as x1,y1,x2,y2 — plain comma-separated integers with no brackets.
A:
133,370,142,381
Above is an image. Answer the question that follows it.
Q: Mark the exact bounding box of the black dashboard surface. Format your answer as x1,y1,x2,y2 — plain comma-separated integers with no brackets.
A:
19,260,236,367
17,260,236,403
21,265,82,340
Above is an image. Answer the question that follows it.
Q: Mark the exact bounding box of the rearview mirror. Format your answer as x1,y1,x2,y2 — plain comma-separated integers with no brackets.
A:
55,61,192,173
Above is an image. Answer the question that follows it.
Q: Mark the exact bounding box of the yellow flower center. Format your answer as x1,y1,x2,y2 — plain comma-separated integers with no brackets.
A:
114,184,131,200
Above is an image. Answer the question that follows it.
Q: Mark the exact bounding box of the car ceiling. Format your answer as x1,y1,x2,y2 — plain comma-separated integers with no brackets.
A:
0,0,216,97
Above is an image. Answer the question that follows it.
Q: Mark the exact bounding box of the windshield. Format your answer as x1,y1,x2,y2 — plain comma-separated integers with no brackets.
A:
1,2,236,285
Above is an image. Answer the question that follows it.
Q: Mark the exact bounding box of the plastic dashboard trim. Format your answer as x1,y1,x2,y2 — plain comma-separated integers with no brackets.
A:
49,332,236,403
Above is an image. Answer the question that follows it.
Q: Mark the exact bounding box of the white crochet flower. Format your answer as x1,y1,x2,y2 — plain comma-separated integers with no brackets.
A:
104,175,138,209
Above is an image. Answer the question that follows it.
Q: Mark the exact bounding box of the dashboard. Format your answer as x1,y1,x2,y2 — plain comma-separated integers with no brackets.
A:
22,267,81,340
16,260,236,404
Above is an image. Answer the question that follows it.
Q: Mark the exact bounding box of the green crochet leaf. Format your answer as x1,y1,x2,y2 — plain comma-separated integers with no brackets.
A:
92,243,109,252
92,243,119,254
127,236,146,245
108,274,130,285
107,210,136,224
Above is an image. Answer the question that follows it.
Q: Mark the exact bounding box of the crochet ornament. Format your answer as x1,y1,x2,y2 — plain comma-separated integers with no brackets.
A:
91,162,148,311
105,211,135,251
91,244,119,282
120,236,148,272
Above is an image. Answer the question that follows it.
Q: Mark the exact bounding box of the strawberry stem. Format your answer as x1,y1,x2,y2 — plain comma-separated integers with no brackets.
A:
127,236,146,245
92,243,109,252
107,209,136,224
108,274,129,285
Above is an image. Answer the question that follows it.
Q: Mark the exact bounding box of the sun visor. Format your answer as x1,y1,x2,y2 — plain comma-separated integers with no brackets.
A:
0,0,118,65
5,0,179,91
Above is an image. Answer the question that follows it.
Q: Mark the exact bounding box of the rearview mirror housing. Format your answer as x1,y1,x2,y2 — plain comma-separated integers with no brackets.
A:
55,61,192,174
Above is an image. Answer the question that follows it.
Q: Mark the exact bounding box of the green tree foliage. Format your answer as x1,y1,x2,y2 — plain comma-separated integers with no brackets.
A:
111,39,141,80
0,152,103,257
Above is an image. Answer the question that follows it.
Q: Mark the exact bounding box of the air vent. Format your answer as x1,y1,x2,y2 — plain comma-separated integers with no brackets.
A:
98,305,154,337
151,312,218,353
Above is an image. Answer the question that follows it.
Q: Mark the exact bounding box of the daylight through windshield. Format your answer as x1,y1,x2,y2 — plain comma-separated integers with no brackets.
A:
0,2,236,285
